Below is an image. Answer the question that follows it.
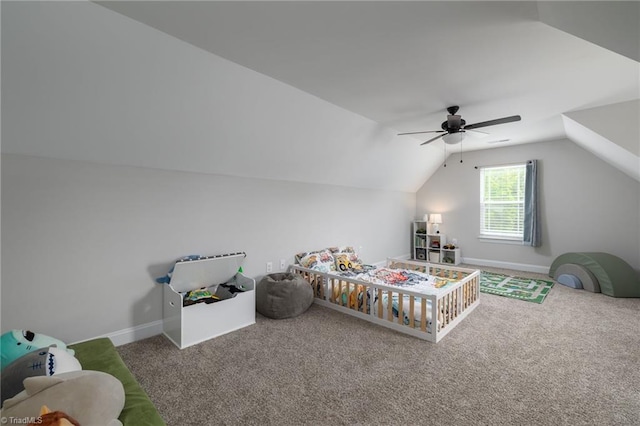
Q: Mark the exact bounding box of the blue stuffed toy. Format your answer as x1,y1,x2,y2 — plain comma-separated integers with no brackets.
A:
0,330,75,370
155,255,204,284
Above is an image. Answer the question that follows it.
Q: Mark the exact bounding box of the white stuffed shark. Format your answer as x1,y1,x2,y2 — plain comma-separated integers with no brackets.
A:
0,346,81,404
0,330,75,371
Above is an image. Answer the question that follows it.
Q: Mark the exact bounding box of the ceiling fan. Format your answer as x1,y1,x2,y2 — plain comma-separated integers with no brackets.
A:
398,106,521,145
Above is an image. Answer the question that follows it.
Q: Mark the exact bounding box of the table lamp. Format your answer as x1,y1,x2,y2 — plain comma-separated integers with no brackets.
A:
430,214,442,234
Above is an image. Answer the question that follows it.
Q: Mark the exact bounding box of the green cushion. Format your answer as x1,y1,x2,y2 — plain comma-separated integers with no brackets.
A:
549,252,640,297
69,338,165,426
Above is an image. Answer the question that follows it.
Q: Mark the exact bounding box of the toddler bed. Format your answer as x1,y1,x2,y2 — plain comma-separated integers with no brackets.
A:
289,248,480,342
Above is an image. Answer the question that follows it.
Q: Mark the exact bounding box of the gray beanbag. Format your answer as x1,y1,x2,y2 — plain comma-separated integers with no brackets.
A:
256,273,313,319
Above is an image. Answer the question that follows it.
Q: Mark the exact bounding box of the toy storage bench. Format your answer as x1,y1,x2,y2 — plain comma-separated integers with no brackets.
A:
162,252,256,349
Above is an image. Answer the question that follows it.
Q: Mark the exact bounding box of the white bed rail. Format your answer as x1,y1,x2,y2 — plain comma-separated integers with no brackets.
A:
288,259,480,342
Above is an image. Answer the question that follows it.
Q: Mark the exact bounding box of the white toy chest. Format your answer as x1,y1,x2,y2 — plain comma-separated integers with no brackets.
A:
163,252,255,349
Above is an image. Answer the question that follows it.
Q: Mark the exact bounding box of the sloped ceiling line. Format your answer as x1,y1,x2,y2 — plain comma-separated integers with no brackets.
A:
562,114,640,183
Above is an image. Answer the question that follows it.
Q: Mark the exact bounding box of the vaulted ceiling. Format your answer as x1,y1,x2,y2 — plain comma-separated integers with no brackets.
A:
95,1,639,183
4,2,638,191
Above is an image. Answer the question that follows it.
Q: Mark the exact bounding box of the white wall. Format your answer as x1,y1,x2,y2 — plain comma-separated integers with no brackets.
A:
2,154,415,343
1,1,416,343
416,139,640,272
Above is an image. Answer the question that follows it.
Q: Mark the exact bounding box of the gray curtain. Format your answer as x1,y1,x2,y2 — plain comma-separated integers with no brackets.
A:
523,159,541,246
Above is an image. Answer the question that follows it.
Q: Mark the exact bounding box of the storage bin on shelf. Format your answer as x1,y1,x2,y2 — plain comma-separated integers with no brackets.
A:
441,248,461,265
163,252,255,349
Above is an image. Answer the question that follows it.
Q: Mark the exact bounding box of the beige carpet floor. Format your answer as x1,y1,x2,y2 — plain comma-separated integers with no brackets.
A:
117,266,640,426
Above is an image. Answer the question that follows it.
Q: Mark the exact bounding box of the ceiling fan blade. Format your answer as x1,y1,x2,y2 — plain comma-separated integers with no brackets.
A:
463,115,521,130
398,130,445,136
465,128,489,135
420,133,446,145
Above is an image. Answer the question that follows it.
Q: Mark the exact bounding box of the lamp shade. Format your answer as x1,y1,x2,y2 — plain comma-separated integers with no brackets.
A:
429,214,442,224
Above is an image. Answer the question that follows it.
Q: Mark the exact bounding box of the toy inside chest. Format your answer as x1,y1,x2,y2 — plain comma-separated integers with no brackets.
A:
162,252,256,349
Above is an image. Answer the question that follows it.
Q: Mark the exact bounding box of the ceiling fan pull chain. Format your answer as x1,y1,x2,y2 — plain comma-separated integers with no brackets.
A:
443,144,447,167
460,140,463,163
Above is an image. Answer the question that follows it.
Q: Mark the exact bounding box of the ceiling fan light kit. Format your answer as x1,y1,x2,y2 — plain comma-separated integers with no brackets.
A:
398,105,521,146
442,132,466,144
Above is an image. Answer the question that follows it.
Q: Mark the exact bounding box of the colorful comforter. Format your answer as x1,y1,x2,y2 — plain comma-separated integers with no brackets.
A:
337,267,455,294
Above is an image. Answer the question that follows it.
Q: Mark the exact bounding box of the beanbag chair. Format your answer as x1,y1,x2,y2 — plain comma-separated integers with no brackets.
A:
256,273,313,319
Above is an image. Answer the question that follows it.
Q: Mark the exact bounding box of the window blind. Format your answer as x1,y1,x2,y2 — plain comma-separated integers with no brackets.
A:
480,164,526,239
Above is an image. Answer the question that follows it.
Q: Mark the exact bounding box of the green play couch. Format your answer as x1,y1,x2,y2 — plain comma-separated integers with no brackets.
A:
69,338,165,426
549,252,640,297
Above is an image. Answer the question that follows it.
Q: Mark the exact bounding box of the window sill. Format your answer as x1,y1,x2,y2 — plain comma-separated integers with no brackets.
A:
478,235,523,245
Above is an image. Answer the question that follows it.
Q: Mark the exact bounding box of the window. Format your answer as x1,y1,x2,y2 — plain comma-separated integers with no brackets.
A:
479,164,526,240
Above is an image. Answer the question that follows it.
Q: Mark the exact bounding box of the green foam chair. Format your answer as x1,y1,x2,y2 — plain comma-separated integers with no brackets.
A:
549,252,640,298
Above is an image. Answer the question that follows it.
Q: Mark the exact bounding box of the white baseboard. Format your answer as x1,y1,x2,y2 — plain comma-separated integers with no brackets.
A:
71,320,164,347
462,257,550,275
107,320,164,346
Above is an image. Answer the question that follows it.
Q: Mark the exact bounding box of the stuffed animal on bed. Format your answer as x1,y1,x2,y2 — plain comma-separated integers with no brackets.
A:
1,330,75,371
334,253,369,273
28,405,80,426
335,255,353,272
332,283,367,310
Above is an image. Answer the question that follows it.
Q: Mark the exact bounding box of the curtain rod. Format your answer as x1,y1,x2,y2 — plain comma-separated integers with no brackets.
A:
474,160,534,169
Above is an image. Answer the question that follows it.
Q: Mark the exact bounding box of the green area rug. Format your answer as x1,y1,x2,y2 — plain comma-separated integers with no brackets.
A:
480,271,554,304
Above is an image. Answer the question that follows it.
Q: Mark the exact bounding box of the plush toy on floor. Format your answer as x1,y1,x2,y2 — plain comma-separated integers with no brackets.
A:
2,370,125,426
1,330,75,370
1,346,82,403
